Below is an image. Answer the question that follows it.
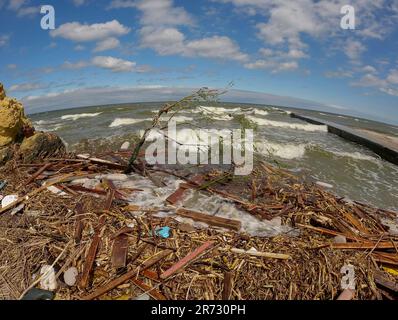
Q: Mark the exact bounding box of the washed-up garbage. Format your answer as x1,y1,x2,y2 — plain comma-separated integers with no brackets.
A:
40,265,57,291
1,194,18,208
21,288,55,300
0,180,7,191
316,181,334,189
10,203,24,216
155,226,171,238
63,267,78,286
134,293,150,300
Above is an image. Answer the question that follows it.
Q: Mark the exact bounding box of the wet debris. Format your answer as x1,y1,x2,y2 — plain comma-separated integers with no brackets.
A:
0,150,397,301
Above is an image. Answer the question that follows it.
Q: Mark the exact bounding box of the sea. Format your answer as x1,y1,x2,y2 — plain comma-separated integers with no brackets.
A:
29,102,398,211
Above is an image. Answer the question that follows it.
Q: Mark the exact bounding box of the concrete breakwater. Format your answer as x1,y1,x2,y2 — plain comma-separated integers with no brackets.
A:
290,113,398,166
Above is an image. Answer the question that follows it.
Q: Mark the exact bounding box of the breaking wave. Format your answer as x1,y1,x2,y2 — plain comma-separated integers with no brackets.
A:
61,112,102,121
256,141,309,159
109,118,151,127
332,151,379,162
247,116,327,132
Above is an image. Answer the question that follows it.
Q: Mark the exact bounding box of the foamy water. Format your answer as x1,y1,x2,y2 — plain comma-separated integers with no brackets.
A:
30,102,398,211
61,112,102,121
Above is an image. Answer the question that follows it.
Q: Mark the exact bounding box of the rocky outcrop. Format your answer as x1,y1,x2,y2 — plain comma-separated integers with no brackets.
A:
0,146,14,166
19,132,65,163
0,83,66,165
0,83,33,147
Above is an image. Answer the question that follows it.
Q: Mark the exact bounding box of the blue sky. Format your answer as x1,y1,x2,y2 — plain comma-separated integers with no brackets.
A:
0,0,398,124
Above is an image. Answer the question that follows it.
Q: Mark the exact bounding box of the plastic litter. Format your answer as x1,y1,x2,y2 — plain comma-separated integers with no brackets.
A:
333,235,347,244
134,293,150,300
155,226,171,238
63,267,79,286
316,181,334,189
10,203,25,216
120,141,130,151
0,180,7,191
21,288,55,300
40,265,58,291
1,194,18,208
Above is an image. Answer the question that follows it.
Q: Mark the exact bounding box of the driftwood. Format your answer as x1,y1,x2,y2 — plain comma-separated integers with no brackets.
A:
176,208,242,231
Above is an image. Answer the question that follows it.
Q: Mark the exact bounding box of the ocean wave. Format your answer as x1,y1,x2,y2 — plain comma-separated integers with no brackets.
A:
247,116,328,132
332,151,378,162
253,109,269,116
256,141,308,159
109,118,151,127
160,115,194,122
61,112,102,121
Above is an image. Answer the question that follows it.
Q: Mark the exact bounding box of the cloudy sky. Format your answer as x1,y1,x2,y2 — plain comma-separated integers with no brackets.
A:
0,0,398,124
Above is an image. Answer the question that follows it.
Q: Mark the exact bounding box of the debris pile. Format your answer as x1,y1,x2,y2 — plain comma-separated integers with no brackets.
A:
0,149,397,300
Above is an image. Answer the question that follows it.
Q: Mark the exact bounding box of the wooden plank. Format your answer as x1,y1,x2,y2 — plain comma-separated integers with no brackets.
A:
79,215,106,289
111,234,129,268
131,278,167,300
176,208,241,231
331,242,396,250
166,175,205,205
142,250,173,270
81,268,138,300
73,203,84,244
229,247,291,260
26,163,52,185
160,241,214,280
222,271,233,300
374,271,398,292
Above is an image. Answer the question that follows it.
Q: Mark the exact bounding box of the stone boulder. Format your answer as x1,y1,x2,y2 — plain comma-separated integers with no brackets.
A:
0,83,33,147
19,132,66,163
0,146,14,166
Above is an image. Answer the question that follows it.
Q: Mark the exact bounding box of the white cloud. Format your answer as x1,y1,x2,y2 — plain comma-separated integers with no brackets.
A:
91,56,136,72
93,37,120,52
50,20,130,42
344,40,366,61
132,0,247,62
362,65,377,73
16,5,38,16
386,69,398,85
7,64,17,69
325,70,353,78
7,0,26,10
62,60,89,70
184,36,248,61
73,0,87,6
244,59,298,73
109,0,193,26
0,35,9,47
9,82,44,92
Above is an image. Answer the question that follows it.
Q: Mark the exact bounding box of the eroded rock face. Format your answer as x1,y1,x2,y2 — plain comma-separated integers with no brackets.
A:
0,83,32,147
19,132,66,163
0,146,14,166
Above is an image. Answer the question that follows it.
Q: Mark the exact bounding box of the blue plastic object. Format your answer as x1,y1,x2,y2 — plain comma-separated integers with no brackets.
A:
155,226,171,238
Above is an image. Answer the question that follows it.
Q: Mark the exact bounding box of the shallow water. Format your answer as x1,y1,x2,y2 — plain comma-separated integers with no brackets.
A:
30,102,398,211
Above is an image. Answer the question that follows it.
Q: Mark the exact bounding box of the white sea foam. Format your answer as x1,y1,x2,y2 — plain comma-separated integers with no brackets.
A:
332,151,378,162
256,141,308,159
61,112,102,121
109,118,151,127
253,109,269,116
160,115,194,122
247,116,328,132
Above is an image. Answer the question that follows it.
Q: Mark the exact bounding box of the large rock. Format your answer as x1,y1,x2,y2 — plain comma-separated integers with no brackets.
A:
0,146,14,166
19,132,66,163
0,83,32,147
